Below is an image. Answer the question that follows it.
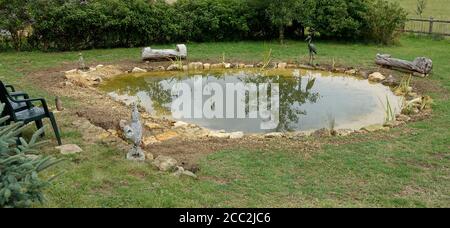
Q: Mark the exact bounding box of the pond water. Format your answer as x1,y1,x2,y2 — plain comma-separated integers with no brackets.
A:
100,69,402,133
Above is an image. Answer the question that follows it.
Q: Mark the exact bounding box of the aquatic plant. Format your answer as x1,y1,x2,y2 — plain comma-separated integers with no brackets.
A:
327,113,336,136
395,74,412,96
379,96,396,123
260,49,273,71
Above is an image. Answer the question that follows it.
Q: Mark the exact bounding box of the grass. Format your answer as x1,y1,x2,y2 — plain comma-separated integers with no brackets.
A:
393,0,450,19
0,35,449,207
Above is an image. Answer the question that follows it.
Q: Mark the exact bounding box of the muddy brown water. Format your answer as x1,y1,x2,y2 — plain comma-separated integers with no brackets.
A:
100,69,402,133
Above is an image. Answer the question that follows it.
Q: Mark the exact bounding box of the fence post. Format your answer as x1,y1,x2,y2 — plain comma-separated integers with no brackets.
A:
429,17,434,34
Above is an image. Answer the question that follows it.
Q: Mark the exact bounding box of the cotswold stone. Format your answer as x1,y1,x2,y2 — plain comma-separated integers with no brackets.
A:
277,62,287,69
132,67,147,73
203,63,211,70
264,132,283,138
362,124,389,132
368,72,385,82
188,62,203,70
167,64,182,71
153,155,177,172
211,63,224,69
345,69,357,75
229,131,244,139
56,144,83,155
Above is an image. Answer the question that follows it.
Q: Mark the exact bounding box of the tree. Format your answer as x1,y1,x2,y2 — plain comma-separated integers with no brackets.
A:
0,0,33,51
415,0,427,18
0,103,62,208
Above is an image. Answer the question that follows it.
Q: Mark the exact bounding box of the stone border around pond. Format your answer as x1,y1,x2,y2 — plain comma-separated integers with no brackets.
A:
62,61,432,173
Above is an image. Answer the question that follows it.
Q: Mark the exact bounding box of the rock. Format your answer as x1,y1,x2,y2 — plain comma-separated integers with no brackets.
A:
182,65,189,71
362,124,389,132
238,63,246,69
383,120,404,128
208,131,231,139
334,67,346,73
173,166,198,179
359,71,369,79
396,114,411,122
173,121,189,128
188,62,203,70
368,72,385,82
145,122,163,130
312,128,331,137
155,131,178,141
336,129,354,136
145,151,154,161
143,136,160,146
277,62,287,69
156,66,165,71
345,69,357,75
264,132,284,138
203,63,211,70
107,129,118,136
132,67,147,73
56,144,83,155
244,64,254,68
153,155,177,172
211,63,224,69
224,63,232,69
229,131,244,139
167,64,182,71
287,64,297,69
382,75,398,86
298,64,315,70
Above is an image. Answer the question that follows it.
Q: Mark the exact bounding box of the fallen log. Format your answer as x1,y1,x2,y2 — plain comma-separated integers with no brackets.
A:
142,44,187,61
375,54,432,76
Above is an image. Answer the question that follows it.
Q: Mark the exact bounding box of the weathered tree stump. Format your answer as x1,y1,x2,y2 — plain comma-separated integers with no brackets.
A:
142,44,187,61
375,54,432,76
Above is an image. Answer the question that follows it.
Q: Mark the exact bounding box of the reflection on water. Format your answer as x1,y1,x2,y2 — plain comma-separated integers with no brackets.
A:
100,70,402,133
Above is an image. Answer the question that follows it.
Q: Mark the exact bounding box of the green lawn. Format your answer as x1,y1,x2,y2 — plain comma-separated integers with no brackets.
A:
393,0,450,19
0,36,449,207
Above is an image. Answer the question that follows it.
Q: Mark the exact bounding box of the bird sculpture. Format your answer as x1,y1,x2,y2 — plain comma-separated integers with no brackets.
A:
122,104,145,161
305,35,317,66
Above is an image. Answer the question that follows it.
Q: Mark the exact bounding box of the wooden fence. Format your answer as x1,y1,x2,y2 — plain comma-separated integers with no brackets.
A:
402,17,450,36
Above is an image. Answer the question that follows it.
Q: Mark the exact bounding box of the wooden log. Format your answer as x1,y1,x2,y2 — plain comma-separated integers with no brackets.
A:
142,44,187,61
375,54,432,75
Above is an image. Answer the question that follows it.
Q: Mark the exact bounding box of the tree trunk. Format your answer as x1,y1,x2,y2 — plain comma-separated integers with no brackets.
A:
279,26,285,44
375,54,433,75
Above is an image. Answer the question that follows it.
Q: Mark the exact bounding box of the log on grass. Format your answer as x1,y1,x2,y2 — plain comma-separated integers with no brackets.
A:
375,54,432,76
142,44,187,61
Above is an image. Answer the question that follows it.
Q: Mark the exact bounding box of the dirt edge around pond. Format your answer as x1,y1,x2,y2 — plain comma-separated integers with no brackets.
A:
26,59,440,172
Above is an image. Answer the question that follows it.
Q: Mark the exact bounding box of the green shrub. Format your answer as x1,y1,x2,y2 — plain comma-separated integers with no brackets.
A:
24,0,410,51
174,0,251,42
0,104,61,208
363,0,407,44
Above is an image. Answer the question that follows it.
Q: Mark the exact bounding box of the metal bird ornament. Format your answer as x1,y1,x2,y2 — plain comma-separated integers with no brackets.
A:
122,104,145,161
305,35,317,66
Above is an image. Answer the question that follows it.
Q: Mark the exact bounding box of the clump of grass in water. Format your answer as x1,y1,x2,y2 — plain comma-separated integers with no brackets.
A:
260,49,273,72
168,56,184,71
327,113,337,136
379,96,396,123
395,74,412,96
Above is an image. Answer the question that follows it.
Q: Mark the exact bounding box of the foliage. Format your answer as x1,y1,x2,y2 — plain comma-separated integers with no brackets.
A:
0,0,33,51
309,0,368,40
415,0,427,17
363,0,407,44
2,0,410,51
0,104,61,208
